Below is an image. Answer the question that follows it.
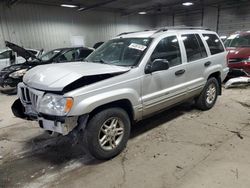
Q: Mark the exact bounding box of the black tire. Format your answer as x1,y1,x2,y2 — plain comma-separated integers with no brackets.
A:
195,77,219,111
85,107,131,160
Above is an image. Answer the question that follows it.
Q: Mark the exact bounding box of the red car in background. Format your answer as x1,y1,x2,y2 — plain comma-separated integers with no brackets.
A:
224,31,250,77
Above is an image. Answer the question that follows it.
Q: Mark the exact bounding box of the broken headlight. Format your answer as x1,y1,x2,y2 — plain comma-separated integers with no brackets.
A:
38,94,73,116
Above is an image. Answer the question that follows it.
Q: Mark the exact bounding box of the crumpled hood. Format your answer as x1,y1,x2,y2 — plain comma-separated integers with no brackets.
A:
23,62,131,91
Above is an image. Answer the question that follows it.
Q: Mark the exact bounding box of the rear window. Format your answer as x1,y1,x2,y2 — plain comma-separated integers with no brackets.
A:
203,34,224,55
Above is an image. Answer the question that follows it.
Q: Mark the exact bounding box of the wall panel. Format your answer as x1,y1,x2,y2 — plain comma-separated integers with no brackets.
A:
218,4,250,36
0,3,154,50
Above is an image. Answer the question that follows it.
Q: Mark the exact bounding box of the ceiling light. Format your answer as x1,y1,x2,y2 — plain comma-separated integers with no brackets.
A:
138,11,147,15
61,4,78,8
182,2,194,6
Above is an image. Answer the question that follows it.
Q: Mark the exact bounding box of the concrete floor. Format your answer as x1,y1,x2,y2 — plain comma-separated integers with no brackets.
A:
0,87,250,188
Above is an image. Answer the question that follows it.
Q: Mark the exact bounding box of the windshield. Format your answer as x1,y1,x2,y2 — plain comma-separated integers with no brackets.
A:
224,34,250,48
86,38,151,66
39,49,62,61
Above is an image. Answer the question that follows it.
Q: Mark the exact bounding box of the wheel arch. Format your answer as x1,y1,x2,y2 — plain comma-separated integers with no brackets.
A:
208,71,222,95
88,99,135,123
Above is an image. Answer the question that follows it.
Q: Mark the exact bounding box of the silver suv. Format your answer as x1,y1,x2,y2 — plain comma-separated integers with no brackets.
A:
12,27,229,160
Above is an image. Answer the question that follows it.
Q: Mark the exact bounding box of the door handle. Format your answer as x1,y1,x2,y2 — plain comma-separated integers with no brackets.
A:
175,69,185,76
204,61,211,67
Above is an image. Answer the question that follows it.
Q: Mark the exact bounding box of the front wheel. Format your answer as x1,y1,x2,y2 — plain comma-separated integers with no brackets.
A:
195,77,219,111
85,108,131,160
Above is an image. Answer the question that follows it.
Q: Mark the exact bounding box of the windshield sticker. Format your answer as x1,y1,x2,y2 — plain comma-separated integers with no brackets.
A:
128,43,147,51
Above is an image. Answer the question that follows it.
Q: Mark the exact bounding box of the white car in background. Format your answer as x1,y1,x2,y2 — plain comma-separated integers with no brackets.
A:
0,48,42,71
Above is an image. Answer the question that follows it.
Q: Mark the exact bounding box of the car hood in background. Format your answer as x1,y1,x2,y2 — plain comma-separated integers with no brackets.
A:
5,41,37,60
23,62,131,91
227,47,250,58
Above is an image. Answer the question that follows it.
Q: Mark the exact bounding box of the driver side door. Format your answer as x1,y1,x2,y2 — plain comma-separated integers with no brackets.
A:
142,35,188,117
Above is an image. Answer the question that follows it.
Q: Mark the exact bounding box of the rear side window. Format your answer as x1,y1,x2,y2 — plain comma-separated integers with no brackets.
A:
151,35,182,67
182,34,206,62
202,34,224,55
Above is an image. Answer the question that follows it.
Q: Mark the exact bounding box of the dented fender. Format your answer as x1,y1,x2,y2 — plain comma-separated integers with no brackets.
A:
68,88,141,118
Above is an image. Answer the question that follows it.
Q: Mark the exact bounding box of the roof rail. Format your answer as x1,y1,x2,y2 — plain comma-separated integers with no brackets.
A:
117,29,151,36
154,26,211,34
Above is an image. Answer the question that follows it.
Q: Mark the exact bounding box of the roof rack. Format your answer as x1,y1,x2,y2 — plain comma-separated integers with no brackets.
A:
154,26,211,34
117,29,151,36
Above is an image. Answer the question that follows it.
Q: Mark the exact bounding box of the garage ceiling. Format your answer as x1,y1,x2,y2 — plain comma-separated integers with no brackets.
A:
4,0,250,15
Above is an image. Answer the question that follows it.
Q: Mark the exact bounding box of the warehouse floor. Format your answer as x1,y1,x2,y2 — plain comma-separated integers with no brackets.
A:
0,87,250,188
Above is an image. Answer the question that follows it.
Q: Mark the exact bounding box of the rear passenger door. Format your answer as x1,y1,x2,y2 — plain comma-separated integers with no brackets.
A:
181,33,209,96
142,35,187,117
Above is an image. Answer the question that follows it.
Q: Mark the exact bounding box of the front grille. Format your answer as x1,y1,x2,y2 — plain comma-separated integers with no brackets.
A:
228,58,244,64
19,85,40,111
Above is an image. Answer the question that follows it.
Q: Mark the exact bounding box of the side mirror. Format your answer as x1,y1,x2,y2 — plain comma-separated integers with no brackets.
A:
145,59,170,74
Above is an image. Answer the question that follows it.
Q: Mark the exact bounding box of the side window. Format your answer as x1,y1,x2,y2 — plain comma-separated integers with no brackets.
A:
0,50,11,60
182,34,205,62
76,49,93,61
202,34,224,55
151,36,182,68
195,34,208,58
57,49,78,62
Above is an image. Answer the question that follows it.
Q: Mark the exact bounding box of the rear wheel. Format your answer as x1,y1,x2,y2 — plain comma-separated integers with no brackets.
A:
85,107,130,160
196,77,219,111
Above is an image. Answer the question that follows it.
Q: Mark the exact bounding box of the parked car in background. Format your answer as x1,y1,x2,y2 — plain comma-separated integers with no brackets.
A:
0,42,94,93
224,31,250,77
93,42,104,49
0,46,41,71
12,27,228,160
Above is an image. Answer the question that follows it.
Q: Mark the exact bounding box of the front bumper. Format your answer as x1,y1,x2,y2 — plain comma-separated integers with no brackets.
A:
0,77,20,91
0,85,16,91
38,116,78,136
12,98,79,135
228,62,250,74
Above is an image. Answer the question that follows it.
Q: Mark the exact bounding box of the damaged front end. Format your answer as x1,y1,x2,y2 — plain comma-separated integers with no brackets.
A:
225,69,250,89
12,61,130,136
11,83,82,136
12,97,81,135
